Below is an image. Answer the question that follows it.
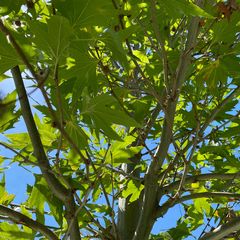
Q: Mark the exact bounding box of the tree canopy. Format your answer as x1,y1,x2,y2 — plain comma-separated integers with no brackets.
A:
0,0,240,239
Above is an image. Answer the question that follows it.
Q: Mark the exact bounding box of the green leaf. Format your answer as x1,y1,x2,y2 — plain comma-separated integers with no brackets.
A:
31,175,63,226
200,145,231,158
27,185,45,224
0,174,6,191
130,98,151,122
0,191,15,205
212,12,239,43
198,59,226,88
92,185,101,202
0,156,4,172
0,32,21,74
215,100,238,121
29,15,73,62
0,0,24,15
53,0,115,27
82,94,140,139
159,0,213,18
65,119,89,149
59,39,98,97
47,16,73,61
220,125,240,138
34,115,57,148
4,133,32,151
20,207,35,234
83,94,139,127
122,180,144,202
168,222,190,239
0,175,15,205
221,56,240,77
150,232,173,240
93,114,123,140
105,136,143,165
0,91,20,132
64,149,86,171
0,222,34,240
102,30,129,70
192,186,211,214
60,53,97,97
0,73,9,82
132,50,149,64
194,198,210,215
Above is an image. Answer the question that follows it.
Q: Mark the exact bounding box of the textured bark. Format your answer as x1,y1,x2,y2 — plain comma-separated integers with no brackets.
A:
200,217,240,240
117,162,141,240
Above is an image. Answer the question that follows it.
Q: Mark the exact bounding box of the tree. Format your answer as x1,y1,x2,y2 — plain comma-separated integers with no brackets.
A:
0,0,240,239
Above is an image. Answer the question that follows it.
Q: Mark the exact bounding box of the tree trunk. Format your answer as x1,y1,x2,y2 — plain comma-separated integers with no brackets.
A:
117,154,141,240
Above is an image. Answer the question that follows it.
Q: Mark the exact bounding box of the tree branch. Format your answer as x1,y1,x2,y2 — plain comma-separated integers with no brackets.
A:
0,205,58,240
159,172,240,197
173,121,200,198
0,142,29,162
63,187,92,240
179,192,240,202
10,66,69,201
150,0,170,93
200,217,240,240
156,172,240,218
157,192,240,218
199,85,240,136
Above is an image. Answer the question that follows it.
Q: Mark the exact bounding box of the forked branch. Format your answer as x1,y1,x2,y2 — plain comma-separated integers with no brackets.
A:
0,205,58,240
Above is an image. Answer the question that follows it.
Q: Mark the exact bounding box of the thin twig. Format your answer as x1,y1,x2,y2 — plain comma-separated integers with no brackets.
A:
150,0,170,94
85,150,119,240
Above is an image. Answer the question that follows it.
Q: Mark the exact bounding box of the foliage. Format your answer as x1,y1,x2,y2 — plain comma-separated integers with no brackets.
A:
0,0,240,239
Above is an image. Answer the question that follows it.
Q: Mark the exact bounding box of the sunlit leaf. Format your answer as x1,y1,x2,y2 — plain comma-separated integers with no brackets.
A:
65,119,89,149
0,175,15,205
105,136,143,165
159,0,213,18
0,91,20,132
122,180,144,203
0,222,34,240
